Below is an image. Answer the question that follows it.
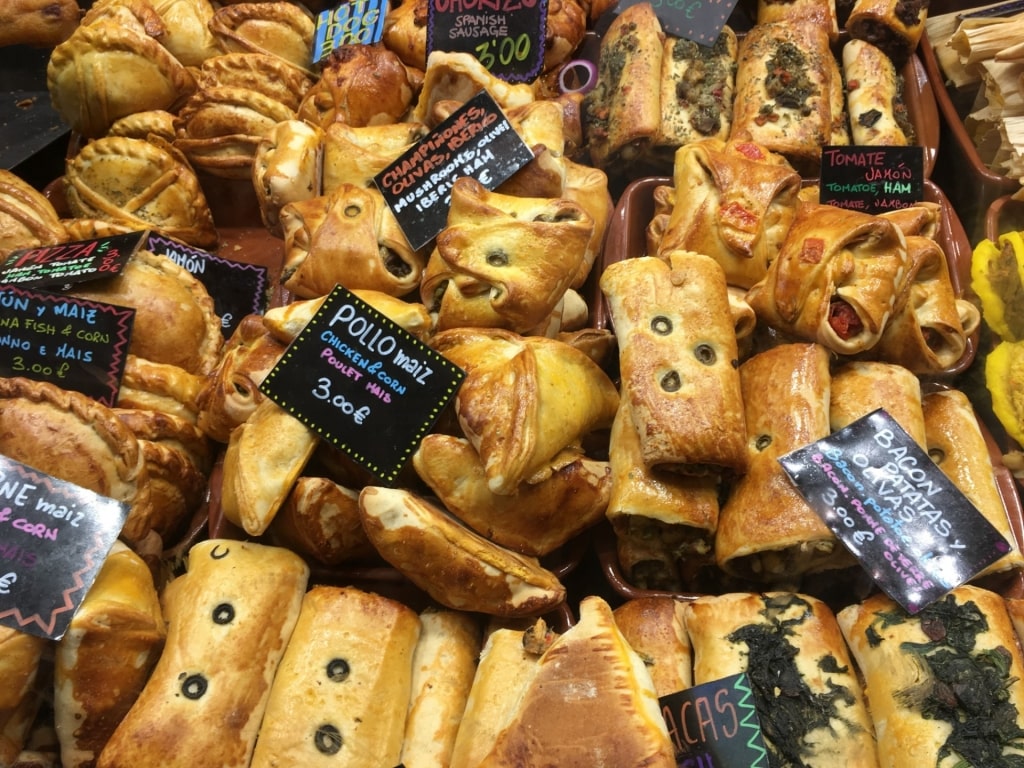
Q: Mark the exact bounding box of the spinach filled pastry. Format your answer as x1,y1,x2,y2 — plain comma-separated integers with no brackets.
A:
683,592,879,767
838,585,1024,768
729,20,836,169
745,201,909,355
600,251,748,476
843,38,913,146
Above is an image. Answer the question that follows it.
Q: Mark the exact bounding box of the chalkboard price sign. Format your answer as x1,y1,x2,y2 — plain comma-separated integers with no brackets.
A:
427,0,547,82
819,145,925,213
615,0,740,45
0,230,144,289
0,285,135,406
144,233,270,338
259,285,465,484
780,409,1010,613
374,89,534,250
0,454,129,640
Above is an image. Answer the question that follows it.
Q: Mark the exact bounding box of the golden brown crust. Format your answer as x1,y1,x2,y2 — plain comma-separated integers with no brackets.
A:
838,586,1024,768
923,389,1024,576
684,592,878,767
829,360,926,445
0,0,80,47
729,21,834,168
117,355,206,425
845,0,927,65
431,327,619,496
612,597,692,698
657,138,802,289
97,540,310,768
0,168,68,259
600,252,748,475
252,119,324,235
47,18,196,138
745,201,909,355
421,177,594,334
54,541,166,768
250,586,422,768
412,433,611,557
66,250,223,376
62,136,217,248
208,1,316,74
358,486,567,617
715,343,850,581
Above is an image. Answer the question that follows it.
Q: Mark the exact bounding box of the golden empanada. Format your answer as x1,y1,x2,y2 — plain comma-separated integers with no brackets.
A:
208,1,316,74
0,168,68,259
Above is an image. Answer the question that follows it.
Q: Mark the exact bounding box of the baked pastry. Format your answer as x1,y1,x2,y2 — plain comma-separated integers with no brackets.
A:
358,486,567,617
845,0,928,65
47,13,196,137
106,109,178,143
838,585,1024,767
252,118,324,235
250,586,421,768
208,1,316,74
715,343,853,582
0,628,47,767
879,200,942,238
583,2,664,170
0,168,68,259
420,177,594,333
97,540,310,768
63,136,217,249
192,51,313,112
262,290,434,344
265,476,375,565
600,251,748,475
684,592,879,767
298,43,420,127
139,0,220,67
656,138,802,289
412,50,535,127
922,388,1024,578
745,201,909,355
401,610,483,768
612,597,693,698
382,0,427,69
0,0,80,47
220,398,319,536
477,595,677,767
196,314,286,442
54,541,166,768
757,0,840,40
449,627,542,768
431,327,619,495
829,360,927,445
66,248,223,375
321,121,425,192
729,20,836,169
0,376,152,544
412,433,611,557
116,355,206,424
652,29,739,164
606,402,720,592
843,38,913,146
873,235,979,373
280,184,426,299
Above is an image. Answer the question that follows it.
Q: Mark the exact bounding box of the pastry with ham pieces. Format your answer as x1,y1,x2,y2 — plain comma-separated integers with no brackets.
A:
684,591,879,767
97,540,309,768
600,251,748,476
54,541,166,768
838,585,1024,768
657,138,802,290
250,586,421,768
745,200,909,356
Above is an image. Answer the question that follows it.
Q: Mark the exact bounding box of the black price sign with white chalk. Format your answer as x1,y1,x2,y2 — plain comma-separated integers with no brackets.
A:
0,285,134,407
0,454,129,640
259,285,465,484
374,89,534,250
780,409,1011,614
0,230,143,289
819,145,924,213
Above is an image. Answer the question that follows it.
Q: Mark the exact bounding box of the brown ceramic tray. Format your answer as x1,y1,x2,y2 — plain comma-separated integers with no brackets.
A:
594,174,979,378
597,382,1024,605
